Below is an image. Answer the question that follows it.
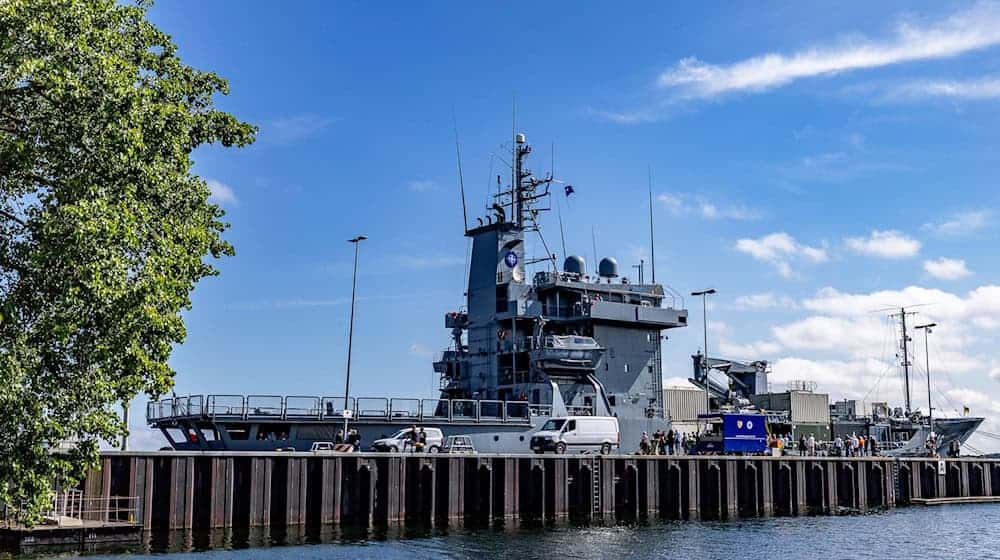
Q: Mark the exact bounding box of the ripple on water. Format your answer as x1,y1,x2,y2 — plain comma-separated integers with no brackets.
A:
27,503,1000,560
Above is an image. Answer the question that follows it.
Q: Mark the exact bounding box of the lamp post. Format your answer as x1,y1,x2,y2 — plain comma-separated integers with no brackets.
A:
691,289,717,423
915,322,937,437
344,235,367,439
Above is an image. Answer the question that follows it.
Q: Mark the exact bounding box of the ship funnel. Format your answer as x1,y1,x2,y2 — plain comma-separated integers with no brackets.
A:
598,257,618,278
563,255,585,275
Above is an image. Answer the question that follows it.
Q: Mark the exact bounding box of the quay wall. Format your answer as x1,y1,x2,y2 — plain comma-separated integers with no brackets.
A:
85,452,1000,530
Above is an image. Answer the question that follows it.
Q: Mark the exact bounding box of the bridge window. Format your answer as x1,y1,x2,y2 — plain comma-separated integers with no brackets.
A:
225,424,251,440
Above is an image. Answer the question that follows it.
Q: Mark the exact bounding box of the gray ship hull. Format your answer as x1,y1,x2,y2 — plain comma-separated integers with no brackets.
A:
152,412,662,454
885,417,984,457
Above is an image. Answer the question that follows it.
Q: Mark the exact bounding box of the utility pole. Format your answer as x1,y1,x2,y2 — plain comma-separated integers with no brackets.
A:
916,323,937,436
691,289,717,420
344,235,367,438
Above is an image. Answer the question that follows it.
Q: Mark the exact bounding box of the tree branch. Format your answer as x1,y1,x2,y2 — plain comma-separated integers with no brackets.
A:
0,209,26,227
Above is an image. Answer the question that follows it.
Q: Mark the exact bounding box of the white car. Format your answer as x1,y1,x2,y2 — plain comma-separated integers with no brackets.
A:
530,416,619,454
371,427,444,453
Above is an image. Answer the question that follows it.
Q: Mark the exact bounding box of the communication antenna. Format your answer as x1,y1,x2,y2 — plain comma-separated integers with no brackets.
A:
511,93,517,201
591,226,598,271
647,164,656,283
453,110,469,233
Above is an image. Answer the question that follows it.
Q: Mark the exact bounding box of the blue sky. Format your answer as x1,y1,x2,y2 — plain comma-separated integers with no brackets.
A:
130,1,1000,450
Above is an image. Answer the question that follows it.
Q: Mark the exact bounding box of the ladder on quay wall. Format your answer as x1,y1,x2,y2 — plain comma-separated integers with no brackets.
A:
592,458,601,514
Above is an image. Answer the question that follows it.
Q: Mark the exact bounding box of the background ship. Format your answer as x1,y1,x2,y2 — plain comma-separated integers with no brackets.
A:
148,130,688,453
687,307,983,456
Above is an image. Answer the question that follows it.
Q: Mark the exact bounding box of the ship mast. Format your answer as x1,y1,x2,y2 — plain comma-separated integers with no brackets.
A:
891,307,917,414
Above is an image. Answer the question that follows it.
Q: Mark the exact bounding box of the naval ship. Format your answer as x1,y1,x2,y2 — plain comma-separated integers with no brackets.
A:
148,131,688,453
689,309,983,457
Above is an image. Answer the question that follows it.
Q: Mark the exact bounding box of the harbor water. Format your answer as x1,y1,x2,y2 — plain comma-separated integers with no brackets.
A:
21,503,1000,560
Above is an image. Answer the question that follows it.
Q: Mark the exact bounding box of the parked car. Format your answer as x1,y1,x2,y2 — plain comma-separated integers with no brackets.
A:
442,435,476,454
530,416,619,454
371,427,444,452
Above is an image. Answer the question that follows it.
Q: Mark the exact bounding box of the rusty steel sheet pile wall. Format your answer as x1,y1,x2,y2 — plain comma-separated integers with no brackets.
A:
86,453,1000,531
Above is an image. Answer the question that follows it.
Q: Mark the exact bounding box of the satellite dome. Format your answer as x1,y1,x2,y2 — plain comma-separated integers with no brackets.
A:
598,257,619,278
563,255,585,275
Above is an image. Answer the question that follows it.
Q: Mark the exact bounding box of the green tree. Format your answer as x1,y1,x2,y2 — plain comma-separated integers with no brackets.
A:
0,0,254,522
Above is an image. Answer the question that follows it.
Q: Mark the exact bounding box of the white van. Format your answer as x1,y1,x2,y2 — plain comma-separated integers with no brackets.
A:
530,416,619,454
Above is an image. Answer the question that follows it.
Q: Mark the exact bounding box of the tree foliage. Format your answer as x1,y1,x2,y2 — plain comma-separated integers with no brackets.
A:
0,0,254,522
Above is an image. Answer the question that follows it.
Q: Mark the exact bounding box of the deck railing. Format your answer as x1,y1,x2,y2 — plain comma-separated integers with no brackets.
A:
147,394,545,424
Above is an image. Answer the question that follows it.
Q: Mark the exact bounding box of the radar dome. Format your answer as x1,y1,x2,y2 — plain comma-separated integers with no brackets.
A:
598,257,619,278
563,255,585,275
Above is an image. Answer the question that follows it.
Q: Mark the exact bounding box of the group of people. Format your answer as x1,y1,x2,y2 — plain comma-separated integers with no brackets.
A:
332,428,362,452
924,433,962,458
767,433,881,457
404,425,429,452
637,429,698,455
831,433,876,456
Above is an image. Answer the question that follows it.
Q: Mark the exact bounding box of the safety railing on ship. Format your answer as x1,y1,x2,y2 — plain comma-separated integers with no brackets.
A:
147,395,540,424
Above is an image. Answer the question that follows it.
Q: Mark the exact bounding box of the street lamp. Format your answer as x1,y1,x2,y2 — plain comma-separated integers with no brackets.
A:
344,235,367,439
915,322,937,438
691,289,717,421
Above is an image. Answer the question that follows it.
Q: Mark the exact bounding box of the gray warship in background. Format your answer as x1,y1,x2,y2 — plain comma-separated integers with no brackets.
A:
148,131,688,453
688,308,983,457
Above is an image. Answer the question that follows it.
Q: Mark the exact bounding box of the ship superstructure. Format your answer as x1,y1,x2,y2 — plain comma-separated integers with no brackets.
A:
434,132,688,450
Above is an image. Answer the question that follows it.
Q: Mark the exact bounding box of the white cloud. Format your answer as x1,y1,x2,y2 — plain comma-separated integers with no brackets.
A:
657,3,1000,98
922,210,992,236
207,179,238,206
663,376,697,388
771,357,894,394
127,426,168,451
886,76,1000,100
407,180,435,192
844,230,920,258
772,315,893,358
734,232,828,278
264,114,336,144
733,292,798,310
657,192,761,221
718,338,782,359
924,257,972,280
801,285,960,317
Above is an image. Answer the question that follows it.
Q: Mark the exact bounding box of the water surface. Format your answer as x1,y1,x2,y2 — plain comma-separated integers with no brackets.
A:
26,504,1000,560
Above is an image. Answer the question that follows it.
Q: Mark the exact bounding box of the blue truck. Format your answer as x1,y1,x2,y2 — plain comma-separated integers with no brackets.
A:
694,412,768,455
